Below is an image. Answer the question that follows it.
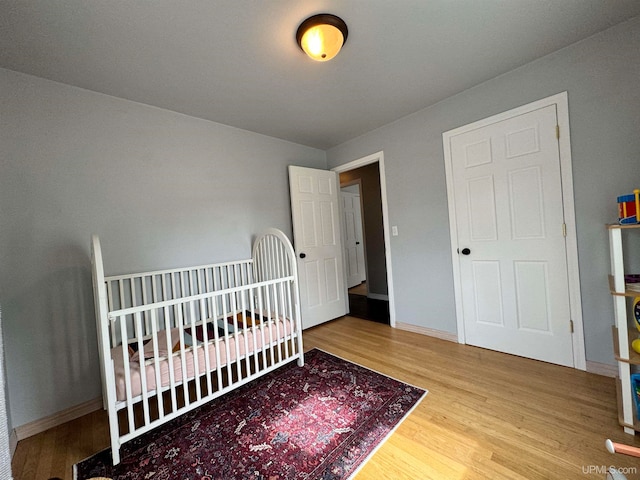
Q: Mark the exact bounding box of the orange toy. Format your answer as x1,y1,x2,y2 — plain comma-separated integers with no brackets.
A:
606,438,640,458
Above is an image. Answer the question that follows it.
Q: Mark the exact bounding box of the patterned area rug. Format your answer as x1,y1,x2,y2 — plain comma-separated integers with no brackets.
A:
75,349,426,480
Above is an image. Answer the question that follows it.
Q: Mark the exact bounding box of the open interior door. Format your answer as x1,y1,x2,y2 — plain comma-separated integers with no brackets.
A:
341,189,367,288
288,165,347,329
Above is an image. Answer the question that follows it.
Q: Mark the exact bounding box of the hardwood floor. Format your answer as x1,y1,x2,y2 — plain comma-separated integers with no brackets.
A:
12,316,640,479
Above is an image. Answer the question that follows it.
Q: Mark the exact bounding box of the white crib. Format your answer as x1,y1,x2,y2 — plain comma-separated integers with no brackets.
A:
90,228,303,465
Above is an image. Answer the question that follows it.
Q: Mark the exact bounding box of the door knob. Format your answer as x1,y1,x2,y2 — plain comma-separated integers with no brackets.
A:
299,253,306,259
356,241,360,245
460,248,471,255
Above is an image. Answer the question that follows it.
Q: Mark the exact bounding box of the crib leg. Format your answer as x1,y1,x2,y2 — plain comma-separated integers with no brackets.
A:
297,355,304,367
112,445,120,466
107,402,121,465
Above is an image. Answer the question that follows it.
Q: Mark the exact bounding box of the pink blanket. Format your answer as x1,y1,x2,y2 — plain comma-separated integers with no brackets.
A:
111,319,292,402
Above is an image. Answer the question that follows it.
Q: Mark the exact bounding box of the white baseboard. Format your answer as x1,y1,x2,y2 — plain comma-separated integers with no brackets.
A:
367,293,388,301
14,397,102,442
586,360,618,378
395,322,458,343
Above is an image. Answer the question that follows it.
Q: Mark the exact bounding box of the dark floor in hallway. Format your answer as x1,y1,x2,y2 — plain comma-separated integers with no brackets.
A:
347,293,389,324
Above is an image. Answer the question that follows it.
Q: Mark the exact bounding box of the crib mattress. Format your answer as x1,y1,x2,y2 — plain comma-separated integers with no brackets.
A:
111,318,293,402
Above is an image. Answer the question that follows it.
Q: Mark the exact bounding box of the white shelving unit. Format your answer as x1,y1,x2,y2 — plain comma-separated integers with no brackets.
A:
608,223,640,435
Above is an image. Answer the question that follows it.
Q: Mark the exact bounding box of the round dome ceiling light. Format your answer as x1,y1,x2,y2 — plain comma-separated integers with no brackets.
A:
296,14,348,62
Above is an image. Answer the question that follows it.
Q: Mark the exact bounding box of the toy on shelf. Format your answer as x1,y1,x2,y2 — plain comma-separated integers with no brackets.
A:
631,298,640,355
606,438,640,458
631,373,640,422
618,189,640,225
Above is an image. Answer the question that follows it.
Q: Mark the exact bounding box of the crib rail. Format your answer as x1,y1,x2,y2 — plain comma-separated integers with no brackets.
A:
105,259,254,347
110,275,300,449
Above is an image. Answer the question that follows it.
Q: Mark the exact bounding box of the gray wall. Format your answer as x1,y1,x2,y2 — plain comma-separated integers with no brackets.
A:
327,17,640,365
0,69,326,428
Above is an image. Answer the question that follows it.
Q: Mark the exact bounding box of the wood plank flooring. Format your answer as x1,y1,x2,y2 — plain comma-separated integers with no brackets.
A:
12,316,640,479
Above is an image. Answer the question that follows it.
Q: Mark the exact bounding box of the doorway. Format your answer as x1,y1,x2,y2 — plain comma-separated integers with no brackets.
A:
333,152,393,326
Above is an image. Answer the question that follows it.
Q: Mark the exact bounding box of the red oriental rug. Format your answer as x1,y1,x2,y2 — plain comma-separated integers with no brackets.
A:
74,349,427,480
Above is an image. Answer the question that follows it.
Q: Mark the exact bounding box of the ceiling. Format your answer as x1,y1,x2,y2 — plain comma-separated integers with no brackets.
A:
2,1,640,150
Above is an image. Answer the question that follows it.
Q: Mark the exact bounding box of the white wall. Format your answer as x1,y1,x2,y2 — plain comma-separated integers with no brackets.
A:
327,17,640,365
0,69,326,428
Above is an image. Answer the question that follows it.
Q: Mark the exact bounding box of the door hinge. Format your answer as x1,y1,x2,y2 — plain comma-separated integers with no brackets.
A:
556,125,560,139
562,223,567,237
570,319,574,333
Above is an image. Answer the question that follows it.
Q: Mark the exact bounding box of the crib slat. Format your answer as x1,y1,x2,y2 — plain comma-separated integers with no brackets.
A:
118,280,126,343
106,281,117,345
255,287,270,367
189,300,202,402
150,310,164,420
205,267,213,320
171,272,179,329
188,269,195,298
278,282,289,359
226,265,233,291
272,282,282,362
285,279,295,356
120,316,136,435
210,298,224,393
163,303,178,415
161,274,167,303
130,278,139,334
258,240,266,281
196,268,203,296
141,276,150,334
265,283,276,365
199,297,212,396
220,292,233,384
246,287,258,375
271,283,282,363
180,271,187,300
268,235,275,280
134,312,151,426
239,290,251,378
230,292,242,382
175,301,190,407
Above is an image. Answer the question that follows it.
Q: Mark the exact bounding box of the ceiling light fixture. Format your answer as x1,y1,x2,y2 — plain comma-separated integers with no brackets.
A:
296,13,348,62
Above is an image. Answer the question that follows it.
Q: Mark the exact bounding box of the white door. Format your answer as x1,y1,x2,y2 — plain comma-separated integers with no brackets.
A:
447,104,574,367
341,190,366,288
289,166,347,329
